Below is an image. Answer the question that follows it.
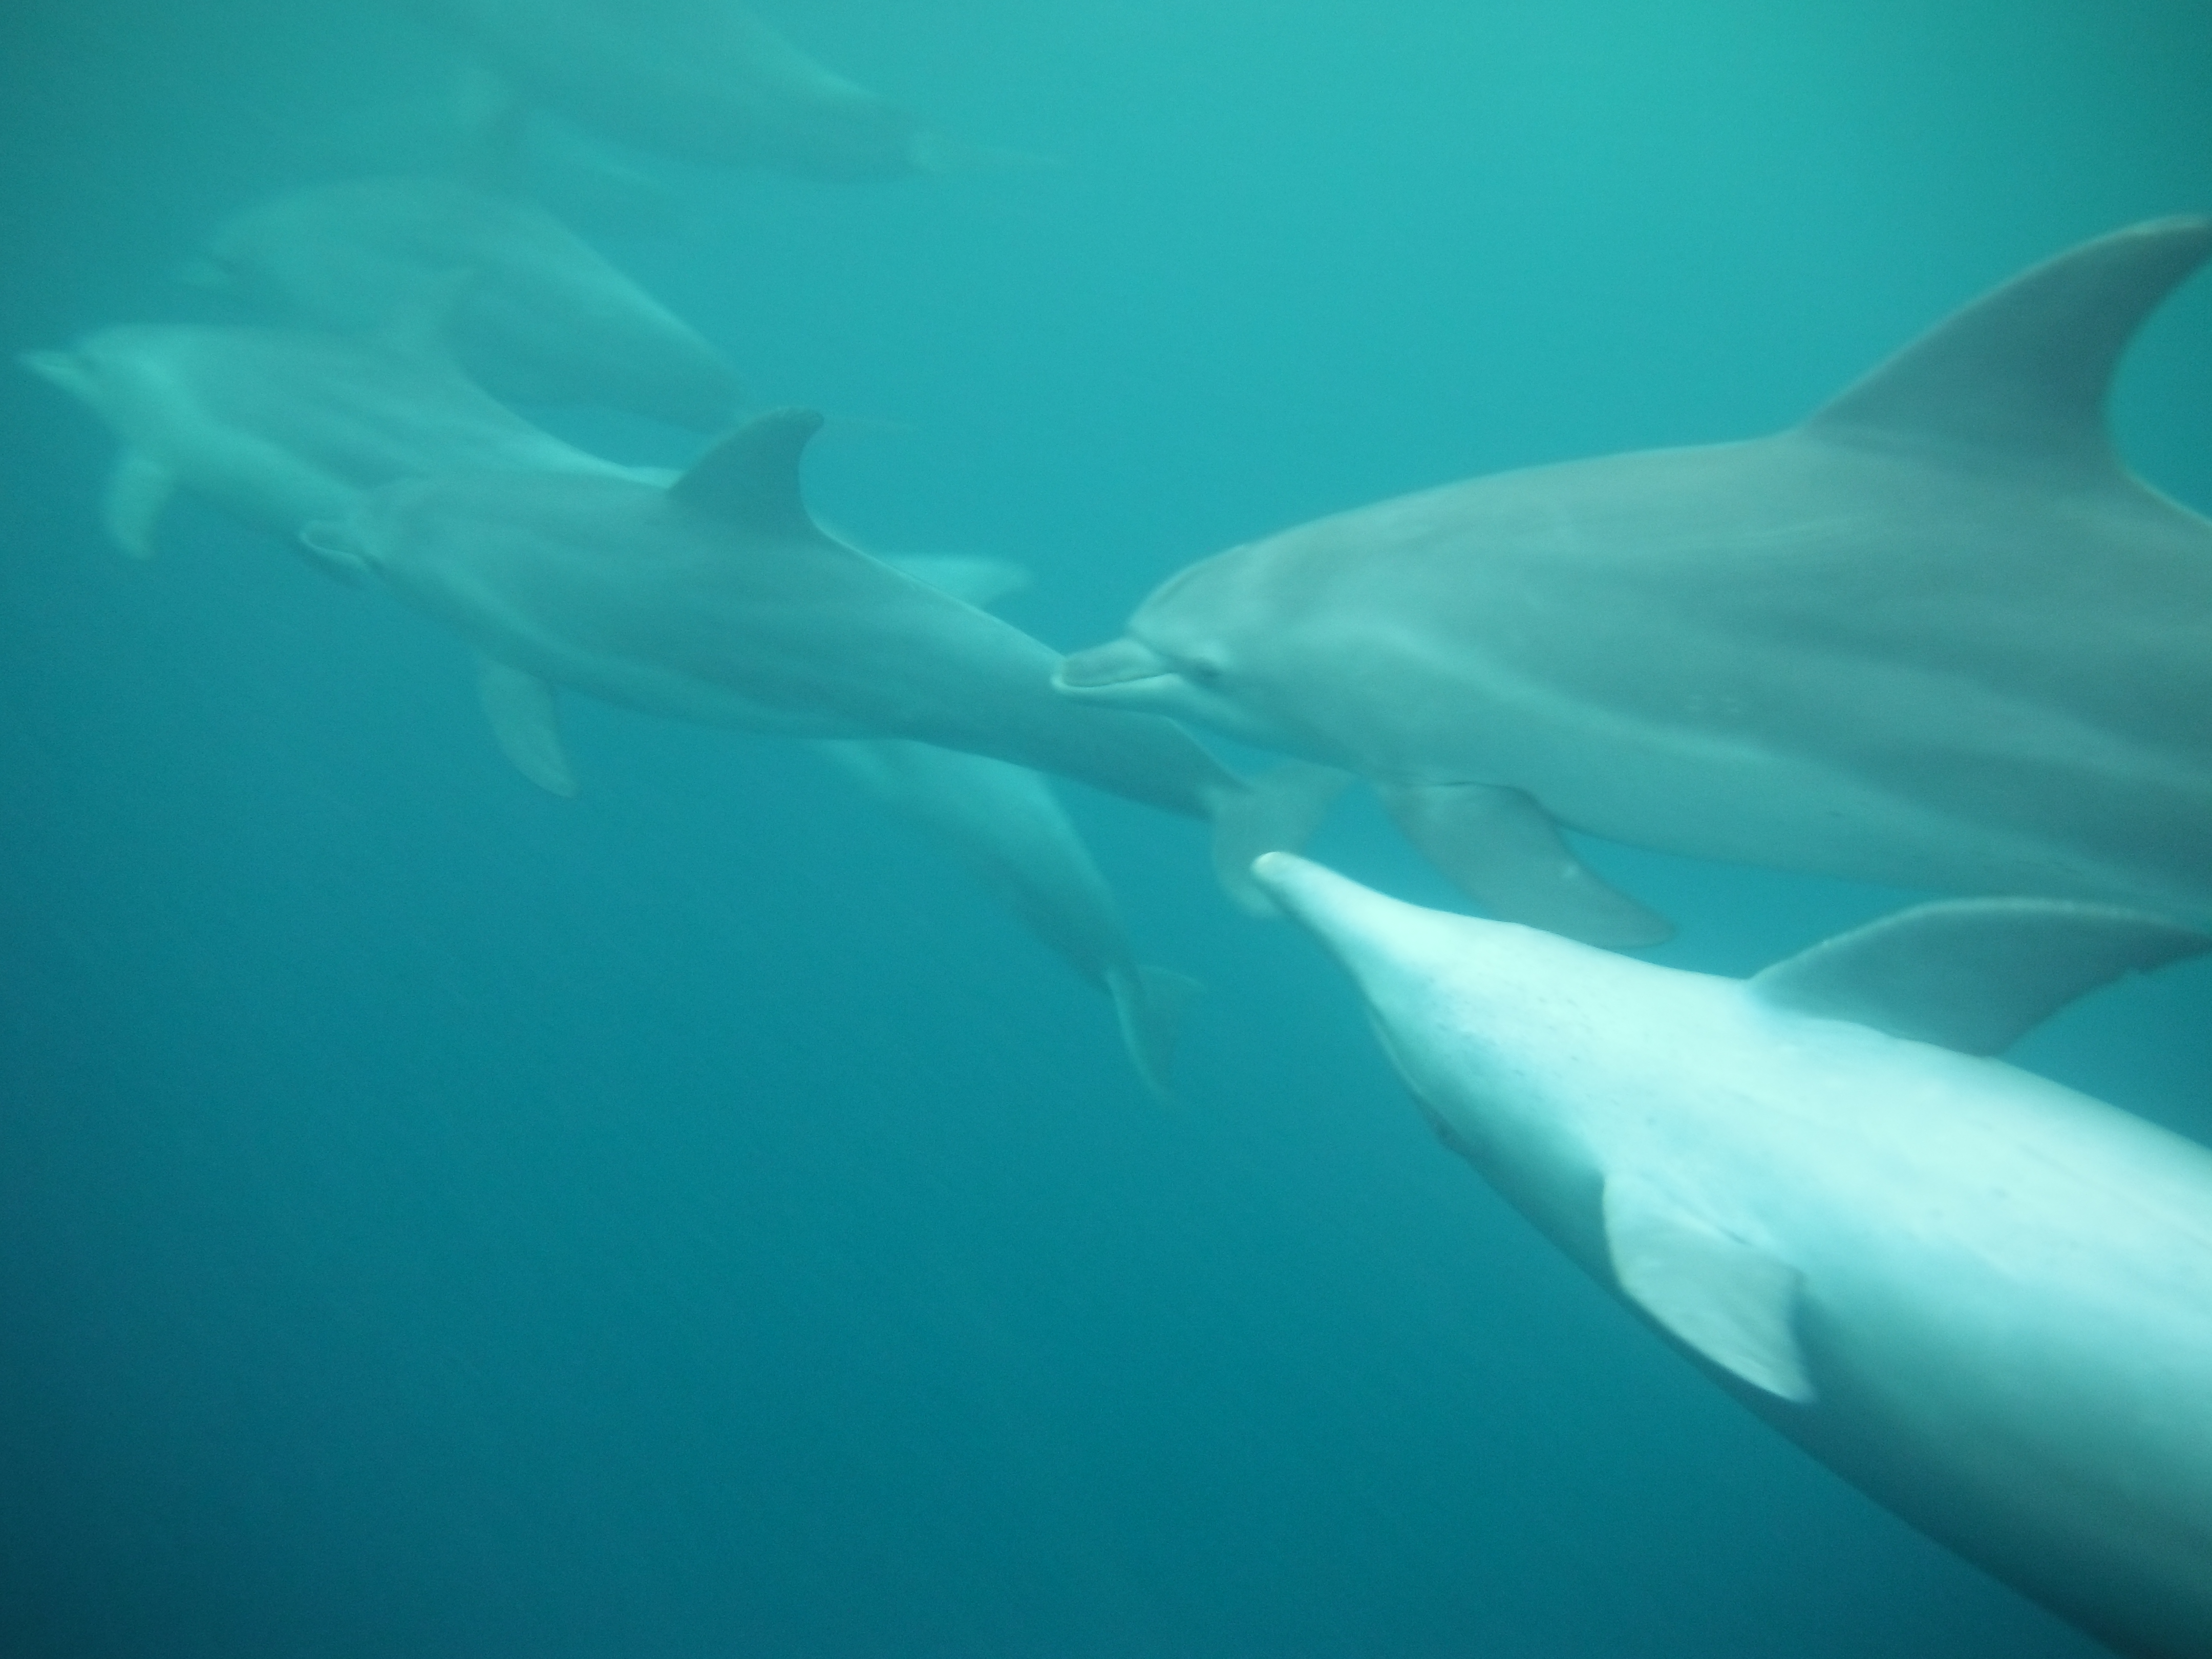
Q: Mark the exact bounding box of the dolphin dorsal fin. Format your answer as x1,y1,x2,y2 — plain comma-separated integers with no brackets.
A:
1749,898,2210,1056
1802,216,2212,476
670,408,826,539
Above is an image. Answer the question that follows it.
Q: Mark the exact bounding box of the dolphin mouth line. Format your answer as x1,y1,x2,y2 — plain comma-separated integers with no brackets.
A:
1053,639,1180,693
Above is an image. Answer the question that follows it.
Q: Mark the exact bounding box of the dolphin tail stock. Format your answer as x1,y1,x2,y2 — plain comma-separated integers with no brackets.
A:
1104,964,1204,1103
1210,761,1357,918
1375,779,1673,949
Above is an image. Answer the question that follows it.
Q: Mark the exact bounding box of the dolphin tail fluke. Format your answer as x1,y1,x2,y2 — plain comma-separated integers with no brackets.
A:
102,451,174,560
1210,761,1356,918
1376,780,1673,949
1106,964,1204,1102
477,657,578,796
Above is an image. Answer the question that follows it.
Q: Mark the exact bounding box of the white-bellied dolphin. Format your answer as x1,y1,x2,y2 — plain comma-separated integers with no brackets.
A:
187,175,744,429
1061,219,2212,946
301,410,1339,900
1254,852,2212,1658
815,554,1199,1098
409,0,1005,180
20,318,649,558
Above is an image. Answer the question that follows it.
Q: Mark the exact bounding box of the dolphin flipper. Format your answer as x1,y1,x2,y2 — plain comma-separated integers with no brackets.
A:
1375,781,1672,948
1603,1174,1815,1404
1749,898,2212,1056
102,450,175,559
477,657,577,796
1105,964,1204,1102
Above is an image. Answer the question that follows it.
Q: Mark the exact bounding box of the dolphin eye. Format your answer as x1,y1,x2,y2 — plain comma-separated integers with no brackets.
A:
1183,658,1226,687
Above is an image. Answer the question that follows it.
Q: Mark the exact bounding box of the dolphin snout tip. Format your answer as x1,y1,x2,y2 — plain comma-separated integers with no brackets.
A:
1055,637,1171,695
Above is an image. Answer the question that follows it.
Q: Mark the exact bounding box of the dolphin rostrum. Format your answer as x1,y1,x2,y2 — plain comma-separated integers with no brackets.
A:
1254,851,2212,1658
21,318,649,558
814,553,1200,1098
1060,219,2212,946
409,0,1003,180
188,175,745,429
302,410,1339,899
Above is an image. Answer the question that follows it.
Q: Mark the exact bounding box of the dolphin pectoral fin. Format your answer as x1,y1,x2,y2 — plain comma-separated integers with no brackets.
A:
477,658,578,797
877,554,1032,610
101,451,174,559
1749,898,2211,1056
1211,761,1356,918
1375,782,1672,948
1603,1176,1815,1404
1105,965,1204,1102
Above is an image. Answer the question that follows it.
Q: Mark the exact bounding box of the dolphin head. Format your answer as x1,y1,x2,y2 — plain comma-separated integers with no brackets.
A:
1056,545,1320,753
1250,852,1663,1168
18,327,170,420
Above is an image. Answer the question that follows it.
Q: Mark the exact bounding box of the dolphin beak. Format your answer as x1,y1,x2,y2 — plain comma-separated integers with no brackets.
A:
1054,637,1178,698
1250,853,1456,988
18,349,87,396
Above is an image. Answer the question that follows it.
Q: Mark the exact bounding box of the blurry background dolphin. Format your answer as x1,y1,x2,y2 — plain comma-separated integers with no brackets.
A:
184,174,745,429
301,409,1338,904
400,0,1043,180
20,315,654,560
1256,852,2212,1659
1059,219,2212,946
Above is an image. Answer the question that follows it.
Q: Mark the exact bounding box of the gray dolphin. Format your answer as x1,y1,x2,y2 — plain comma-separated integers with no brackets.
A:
1257,851,2212,1658
301,410,1338,896
21,317,650,558
187,175,744,429
1059,218,2212,945
812,554,1200,1098
410,0,1001,180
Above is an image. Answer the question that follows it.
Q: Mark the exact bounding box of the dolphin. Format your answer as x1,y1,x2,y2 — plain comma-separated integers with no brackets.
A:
408,0,1002,180
300,410,1339,899
20,317,650,558
1059,218,2212,946
812,554,1200,1098
1254,852,2212,1658
187,175,745,429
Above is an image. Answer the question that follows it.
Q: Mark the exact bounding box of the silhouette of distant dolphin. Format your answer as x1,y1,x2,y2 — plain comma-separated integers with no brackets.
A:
304,411,1337,903
1062,220,2212,945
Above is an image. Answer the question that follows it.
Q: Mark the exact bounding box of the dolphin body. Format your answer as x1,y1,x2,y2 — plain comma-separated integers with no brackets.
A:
21,320,648,558
410,0,976,180
302,410,1335,890
819,736,1200,1099
811,554,1200,1098
189,175,744,429
1060,219,2212,947
1254,852,2212,1658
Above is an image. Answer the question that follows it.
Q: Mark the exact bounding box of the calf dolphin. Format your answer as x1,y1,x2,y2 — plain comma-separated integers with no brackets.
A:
1060,219,2212,945
188,175,744,429
301,410,1337,898
410,0,995,179
21,320,648,557
1254,852,2212,1659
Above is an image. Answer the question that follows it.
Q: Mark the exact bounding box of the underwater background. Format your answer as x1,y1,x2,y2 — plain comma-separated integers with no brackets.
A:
3,1,2211,1653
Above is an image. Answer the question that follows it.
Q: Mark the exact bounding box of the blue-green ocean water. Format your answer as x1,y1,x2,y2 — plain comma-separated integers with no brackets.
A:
3,2,2210,1653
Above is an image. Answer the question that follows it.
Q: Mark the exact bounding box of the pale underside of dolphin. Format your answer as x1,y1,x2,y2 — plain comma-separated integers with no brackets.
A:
302,410,1343,904
189,174,745,429
20,318,646,558
1256,852,2212,1658
1060,218,2212,946
812,554,1199,1099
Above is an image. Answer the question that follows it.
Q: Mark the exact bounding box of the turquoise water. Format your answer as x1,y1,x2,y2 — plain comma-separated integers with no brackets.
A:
3,2,2209,1653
